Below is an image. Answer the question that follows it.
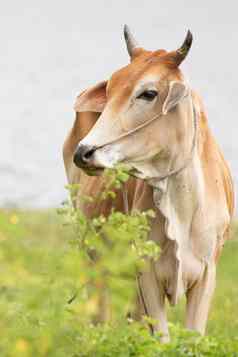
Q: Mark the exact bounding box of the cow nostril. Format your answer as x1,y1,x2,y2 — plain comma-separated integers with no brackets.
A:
83,147,95,161
73,145,96,167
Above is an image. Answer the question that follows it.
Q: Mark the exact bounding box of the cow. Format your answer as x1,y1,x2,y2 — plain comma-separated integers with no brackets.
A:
63,25,234,342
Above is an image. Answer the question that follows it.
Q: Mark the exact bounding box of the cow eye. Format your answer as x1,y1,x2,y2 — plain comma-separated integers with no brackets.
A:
137,90,158,101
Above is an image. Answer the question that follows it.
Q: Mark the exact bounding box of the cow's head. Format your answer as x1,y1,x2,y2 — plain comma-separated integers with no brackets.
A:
73,26,194,180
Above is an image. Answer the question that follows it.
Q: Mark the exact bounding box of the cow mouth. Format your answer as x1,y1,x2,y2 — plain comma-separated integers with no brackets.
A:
82,166,104,176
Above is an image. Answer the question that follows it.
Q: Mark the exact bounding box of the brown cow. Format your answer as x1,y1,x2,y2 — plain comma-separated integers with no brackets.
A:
63,26,234,342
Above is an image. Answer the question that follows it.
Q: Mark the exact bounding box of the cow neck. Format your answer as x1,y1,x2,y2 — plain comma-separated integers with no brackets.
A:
149,98,197,182
151,96,200,240
155,145,205,293
161,108,196,180
151,103,202,305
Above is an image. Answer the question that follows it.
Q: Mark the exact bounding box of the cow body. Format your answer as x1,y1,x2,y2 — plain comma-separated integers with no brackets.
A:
133,99,234,340
63,27,234,342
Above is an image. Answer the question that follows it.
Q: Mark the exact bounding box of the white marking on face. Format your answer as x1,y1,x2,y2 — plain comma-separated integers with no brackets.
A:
93,145,124,168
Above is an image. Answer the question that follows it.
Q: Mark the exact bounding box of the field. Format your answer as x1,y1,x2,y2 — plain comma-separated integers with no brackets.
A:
0,209,238,356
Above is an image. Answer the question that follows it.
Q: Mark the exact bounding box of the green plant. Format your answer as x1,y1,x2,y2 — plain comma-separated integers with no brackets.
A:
1,173,238,356
59,166,160,322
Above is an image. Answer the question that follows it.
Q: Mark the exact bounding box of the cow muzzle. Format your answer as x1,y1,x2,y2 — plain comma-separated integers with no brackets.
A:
73,145,96,168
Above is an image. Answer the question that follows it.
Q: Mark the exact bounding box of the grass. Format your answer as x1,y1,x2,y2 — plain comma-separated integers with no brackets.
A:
0,209,238,356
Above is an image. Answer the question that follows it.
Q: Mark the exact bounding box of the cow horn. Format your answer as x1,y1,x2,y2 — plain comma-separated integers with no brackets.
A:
174,30,193,66
124,24,140,58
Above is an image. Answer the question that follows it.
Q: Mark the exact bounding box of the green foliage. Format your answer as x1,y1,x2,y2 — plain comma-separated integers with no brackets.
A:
0,171,238,356
59,167,159,321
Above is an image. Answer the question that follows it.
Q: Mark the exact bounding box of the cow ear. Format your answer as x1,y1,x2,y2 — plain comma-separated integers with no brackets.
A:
162,81,187,115
74,80,107,113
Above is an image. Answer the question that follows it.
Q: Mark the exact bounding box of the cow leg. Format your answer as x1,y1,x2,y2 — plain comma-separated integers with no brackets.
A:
185,262,216,334
137,266,169,342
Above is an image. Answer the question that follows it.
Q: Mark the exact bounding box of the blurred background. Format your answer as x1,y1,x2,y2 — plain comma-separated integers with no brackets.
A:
1,3,238,355
1,0,237,208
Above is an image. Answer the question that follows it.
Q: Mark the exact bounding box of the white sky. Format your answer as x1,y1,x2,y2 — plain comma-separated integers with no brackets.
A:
0,0,237,207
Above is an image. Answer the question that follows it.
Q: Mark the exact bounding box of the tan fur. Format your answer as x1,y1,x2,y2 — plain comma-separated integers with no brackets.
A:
63,35,234,341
